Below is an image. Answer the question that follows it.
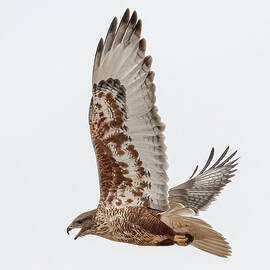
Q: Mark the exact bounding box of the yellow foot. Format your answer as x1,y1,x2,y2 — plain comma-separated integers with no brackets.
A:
174,234,194,246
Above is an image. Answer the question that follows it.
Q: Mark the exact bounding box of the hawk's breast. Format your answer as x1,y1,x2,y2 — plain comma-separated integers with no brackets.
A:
94,205,174,246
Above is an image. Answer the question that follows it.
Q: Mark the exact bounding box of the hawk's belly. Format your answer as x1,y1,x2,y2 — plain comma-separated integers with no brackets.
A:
95,205,175,246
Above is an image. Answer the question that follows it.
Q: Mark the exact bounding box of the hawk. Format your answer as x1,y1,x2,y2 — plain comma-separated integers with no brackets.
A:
67,9,238,258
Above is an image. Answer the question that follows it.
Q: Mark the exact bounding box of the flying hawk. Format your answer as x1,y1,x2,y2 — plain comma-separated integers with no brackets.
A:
67,9,238,258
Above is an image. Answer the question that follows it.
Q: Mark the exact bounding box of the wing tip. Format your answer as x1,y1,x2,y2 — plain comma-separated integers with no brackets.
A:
110,17,118,33
133,19,142,37
123,8,130,21
144,55,152,68
139,38,146,52
97,38,104,52
147,71,155,82
130,10,138,25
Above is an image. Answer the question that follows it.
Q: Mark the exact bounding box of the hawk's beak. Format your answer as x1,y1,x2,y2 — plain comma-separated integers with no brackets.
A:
66,226,72,235
66,224,81,239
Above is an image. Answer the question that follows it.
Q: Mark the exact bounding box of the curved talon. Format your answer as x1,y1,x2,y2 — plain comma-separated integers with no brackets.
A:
174,233,194,246
185,233,194,245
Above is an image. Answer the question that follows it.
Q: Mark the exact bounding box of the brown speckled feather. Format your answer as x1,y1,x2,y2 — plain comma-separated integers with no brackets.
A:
92,206,174,246
90,9,169,211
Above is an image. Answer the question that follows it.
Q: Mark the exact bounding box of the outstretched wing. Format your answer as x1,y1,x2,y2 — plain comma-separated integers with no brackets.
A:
168,147,238,214
90,9,169,211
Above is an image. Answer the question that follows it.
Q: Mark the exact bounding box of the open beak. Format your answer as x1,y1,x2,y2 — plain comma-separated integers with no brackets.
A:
66,224,83,240
74,228,89,240
66,224,89,240
66,224,82,240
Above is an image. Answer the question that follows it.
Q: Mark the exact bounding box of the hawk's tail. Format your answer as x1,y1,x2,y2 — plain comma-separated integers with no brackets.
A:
160,204,231,258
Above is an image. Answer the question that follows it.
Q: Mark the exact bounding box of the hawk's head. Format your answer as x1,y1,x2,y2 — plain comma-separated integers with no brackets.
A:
67,209,97,240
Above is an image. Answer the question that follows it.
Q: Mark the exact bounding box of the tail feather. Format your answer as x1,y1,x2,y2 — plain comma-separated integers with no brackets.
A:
191,227,231,258
193,238,231,258
160,204,231,258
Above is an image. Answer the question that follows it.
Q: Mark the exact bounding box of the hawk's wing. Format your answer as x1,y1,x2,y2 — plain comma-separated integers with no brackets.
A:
90,9,169,211
168,147,238,214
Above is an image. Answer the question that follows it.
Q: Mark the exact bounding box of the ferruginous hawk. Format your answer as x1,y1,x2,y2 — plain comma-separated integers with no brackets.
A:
67,9,238,258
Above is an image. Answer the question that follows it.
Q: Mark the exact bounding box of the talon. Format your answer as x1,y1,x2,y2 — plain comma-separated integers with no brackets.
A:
174,234,194,246
185,233,194,245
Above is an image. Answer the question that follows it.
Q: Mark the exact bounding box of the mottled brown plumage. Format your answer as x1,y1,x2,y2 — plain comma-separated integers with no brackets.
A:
67,9,238,258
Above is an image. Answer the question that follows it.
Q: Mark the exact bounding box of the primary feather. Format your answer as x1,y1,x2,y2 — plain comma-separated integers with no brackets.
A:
169,147,238,213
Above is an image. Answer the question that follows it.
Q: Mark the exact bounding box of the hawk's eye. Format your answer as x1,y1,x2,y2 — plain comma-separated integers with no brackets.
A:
77,220,83,224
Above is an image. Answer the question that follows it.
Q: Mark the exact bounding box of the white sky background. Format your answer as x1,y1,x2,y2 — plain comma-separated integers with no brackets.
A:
1,0,270,269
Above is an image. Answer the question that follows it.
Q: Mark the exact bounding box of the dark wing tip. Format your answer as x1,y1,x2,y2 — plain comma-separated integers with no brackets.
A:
133,19,142,37
144,55,152,68
97,38,104,53
219,149,238,167
130,10,138,25
93,38,104,70
189,165,199,180
189,146,239,180
228,157,240,168
139,38,146,52
210,146,230,169
147,71,155,82
198,147,215,175
122,8,130,23
108,17,118,34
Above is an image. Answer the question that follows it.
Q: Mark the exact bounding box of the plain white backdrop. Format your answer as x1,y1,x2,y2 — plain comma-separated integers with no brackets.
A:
1,0,269,269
